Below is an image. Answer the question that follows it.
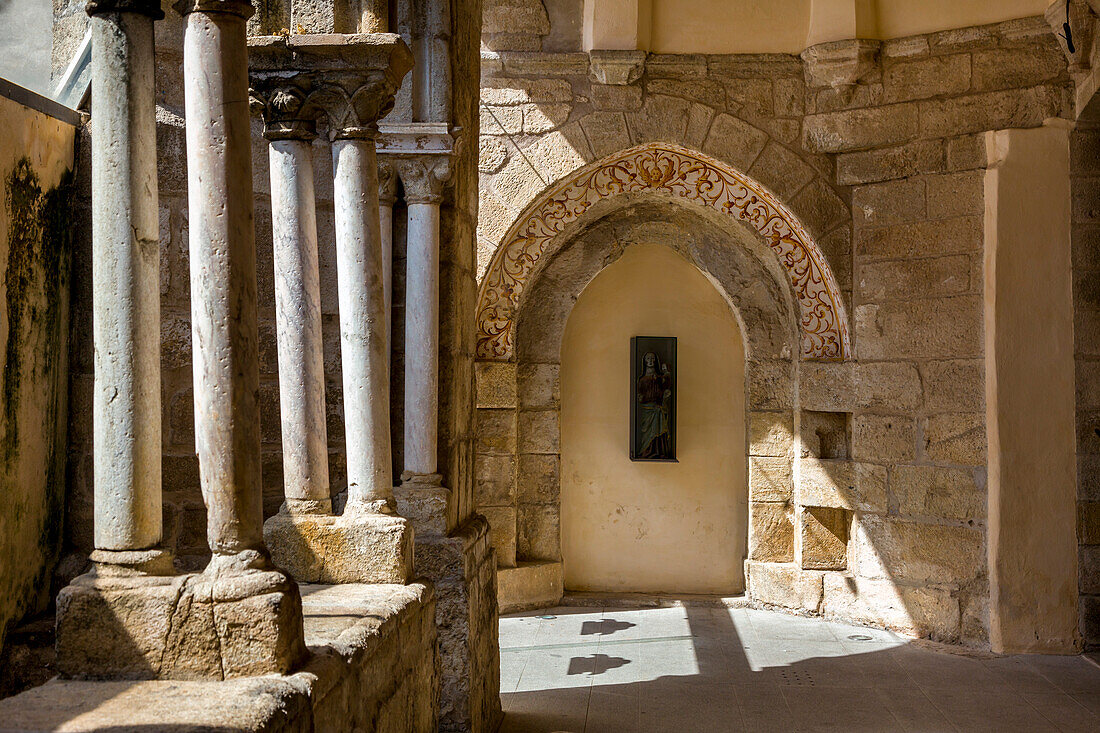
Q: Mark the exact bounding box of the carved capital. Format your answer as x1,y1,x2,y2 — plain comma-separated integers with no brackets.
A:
249,74,322,141
395,155,451,204
378,162,398,205
86,0,165,19
174,0,254,18
248,33,413,140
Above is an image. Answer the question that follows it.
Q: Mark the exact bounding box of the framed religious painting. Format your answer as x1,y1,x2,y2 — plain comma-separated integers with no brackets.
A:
630,336,677,462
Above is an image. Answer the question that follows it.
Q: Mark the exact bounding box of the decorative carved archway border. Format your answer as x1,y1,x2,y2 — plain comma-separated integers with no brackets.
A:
476,142,851,361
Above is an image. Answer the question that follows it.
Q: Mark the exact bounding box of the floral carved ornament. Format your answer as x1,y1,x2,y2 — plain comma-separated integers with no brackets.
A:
475,143,851,361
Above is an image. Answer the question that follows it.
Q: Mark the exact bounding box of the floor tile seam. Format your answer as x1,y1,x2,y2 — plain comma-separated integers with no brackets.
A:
1025,691,1097,732
917,684,966,733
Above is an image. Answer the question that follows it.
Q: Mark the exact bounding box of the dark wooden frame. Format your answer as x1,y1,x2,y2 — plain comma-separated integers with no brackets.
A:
630,336,677,462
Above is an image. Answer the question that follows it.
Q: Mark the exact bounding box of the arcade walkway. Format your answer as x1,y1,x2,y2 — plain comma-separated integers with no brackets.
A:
500,602,1100,732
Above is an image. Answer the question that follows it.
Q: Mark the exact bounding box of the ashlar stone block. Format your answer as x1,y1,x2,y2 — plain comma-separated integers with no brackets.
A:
799,458,887,513
518,363,560,409
749,456,793,502
475,453,516,507
801,507,849,570
746,561,823,611
749,502,794,562
749,411,795,458
923,413,986,465
851,414,916,463
822,573,961,640
517,453,560,504
475,362,516,409
893,464,985,521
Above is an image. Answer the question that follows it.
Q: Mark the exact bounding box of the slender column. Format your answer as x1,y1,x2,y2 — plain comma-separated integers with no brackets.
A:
253,88,331,515
358,0,388,31
378,162,397,369
179,0,267,565
332,128,395,513
398,156,449,481
87,0,169,569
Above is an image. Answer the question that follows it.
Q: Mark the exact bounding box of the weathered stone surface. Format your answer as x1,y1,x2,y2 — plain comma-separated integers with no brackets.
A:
923,413,986,465
476,408,517,454
56,568,307,680
749,502,794,562
798,362,855,412
970,47,1065,92
590,84,643,111
837,139,945,186
883,54,971,103
858,254,972,302
801,507,849,570
852,414,916,463
746,562,823,611
857,216,982,261
749,411,795,458
1079,501,1100,545
853,177,925,227
800,410,849,459
855,362,923,411
517,453,560,504
803,103,919,154
479,505,517,567
747,359,794,410
926,171,984,219
702,113,769,171
749,456,793,502
481,77,573,105
893,465,985,521
264,508,413,584
799,459,887,513
7,583,438,731
518,504,560,561
822,574,960,640
850,515,984,585
919,87,1067,139
855,297,983,360
475,453,515,506
801,39,880,91
588,50,646,85
498,560,563,613
475,361,517,409
518,409,560,454
518,363,560,408
579,111,632,158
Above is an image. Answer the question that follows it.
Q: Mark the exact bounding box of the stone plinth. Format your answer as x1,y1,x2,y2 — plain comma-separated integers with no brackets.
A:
56,565,307,680
263,507,413,584
396,475,450,537
3,584,437,732
498,560,563,613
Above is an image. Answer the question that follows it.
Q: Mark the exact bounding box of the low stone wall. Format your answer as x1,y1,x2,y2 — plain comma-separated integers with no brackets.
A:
414,514,502,733
0,583,438,732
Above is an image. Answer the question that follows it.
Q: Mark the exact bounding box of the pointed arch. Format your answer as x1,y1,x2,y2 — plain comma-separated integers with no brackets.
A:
475,142,851,361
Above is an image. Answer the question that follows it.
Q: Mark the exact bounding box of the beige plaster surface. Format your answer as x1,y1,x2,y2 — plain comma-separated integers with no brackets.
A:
560,244,746,594
581,0,1050,54
984,122,1080,653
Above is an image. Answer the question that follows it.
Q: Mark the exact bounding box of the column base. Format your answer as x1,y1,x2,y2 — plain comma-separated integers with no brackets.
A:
56,558,307,680
264,504,414,584
396,472,449,536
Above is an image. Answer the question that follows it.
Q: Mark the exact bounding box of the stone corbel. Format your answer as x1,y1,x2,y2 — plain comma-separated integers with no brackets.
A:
800,38,880,91
588,49,647,86
1046,0,1097,74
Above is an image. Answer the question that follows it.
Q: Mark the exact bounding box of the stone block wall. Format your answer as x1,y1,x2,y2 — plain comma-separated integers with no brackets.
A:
475,15,1079,647
1073,120,1100,650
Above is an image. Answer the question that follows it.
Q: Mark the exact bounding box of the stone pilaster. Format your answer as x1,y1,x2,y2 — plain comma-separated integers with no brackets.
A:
249,34,417,584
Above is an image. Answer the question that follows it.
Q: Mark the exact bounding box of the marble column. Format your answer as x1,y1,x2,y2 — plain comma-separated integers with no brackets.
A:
253,84,331,515
398,157,449,481
86,0,171,573
252,33,414,584
378,162,397,371
179,0,269,566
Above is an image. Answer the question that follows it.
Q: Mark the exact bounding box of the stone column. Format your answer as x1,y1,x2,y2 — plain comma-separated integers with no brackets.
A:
395,154,451,535
378,162,397,369
250,33,415,584
359,0,388,32
251,80,330,515
56,0,306,681
85,0,171,573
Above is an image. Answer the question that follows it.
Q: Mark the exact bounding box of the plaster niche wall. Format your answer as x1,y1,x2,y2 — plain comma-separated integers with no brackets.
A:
560,243,746,594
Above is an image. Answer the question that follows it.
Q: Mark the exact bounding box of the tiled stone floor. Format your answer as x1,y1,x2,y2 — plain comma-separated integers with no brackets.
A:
499,604,1100,732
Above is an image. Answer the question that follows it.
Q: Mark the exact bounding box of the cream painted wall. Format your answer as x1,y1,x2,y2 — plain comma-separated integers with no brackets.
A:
560,244,747,594
584,0,1051,54
984,122,1080,653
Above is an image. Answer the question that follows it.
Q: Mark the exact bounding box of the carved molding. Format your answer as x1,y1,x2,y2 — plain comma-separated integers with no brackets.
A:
475,143,851,362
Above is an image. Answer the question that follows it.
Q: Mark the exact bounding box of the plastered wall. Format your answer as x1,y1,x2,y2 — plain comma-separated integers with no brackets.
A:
560,244,747,594
0,92,75,656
